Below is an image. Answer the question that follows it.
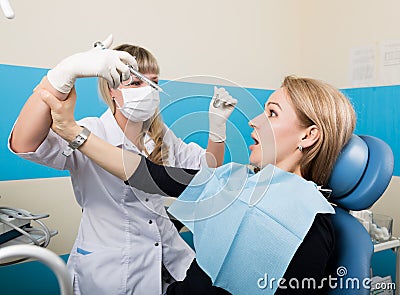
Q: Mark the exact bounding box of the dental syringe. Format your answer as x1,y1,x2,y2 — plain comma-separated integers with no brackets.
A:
128,65,166,94
93,38,166,94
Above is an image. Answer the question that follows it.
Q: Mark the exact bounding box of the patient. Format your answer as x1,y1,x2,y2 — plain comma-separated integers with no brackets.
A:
38,76,356,294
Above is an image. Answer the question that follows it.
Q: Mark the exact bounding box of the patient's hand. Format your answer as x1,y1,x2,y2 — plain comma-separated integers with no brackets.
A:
37,87,82,142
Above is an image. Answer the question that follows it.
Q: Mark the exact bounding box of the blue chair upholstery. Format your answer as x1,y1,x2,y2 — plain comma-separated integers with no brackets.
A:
326,135,394,294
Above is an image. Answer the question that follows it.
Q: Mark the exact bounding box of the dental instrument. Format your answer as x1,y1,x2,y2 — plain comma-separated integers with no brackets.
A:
0,206,57,266
93,38,166,94
127,65,166,94
0,0,14,19
212,91,236,108
212,93,223,108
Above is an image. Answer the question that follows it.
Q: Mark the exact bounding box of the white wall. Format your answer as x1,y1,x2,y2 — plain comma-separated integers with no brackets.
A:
2,1,399,88
301,0,400,237
371,176,400,236
0,0,304,89
301,0,400,87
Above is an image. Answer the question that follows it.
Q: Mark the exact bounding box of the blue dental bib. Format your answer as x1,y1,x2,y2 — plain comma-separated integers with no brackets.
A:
168,163,334,295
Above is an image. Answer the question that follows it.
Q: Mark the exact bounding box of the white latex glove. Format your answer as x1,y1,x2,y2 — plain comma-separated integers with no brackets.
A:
209,86,238,142
47,34,138,95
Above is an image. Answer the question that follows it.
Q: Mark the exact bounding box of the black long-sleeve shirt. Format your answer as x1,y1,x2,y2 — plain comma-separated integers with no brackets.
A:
125,157,335,294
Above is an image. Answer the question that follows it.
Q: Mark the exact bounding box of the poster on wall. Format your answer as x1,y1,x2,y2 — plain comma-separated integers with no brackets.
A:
379,41,400,86
349,45,376,87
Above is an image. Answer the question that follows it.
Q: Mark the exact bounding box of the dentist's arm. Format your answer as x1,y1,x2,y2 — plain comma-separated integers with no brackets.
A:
10,77,57,153
205,87,237,167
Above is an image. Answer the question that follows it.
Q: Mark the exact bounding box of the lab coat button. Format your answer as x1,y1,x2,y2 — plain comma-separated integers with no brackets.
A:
155,242,159,246
145,198,149,202
149,220,153,224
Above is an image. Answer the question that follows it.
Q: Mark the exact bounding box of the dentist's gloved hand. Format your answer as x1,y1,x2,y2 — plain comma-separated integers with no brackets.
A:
47,34,138,96
209,86,237,142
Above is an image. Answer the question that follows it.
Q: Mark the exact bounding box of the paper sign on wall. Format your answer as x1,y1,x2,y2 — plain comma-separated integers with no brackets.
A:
379,42,400,85
349,46,376,87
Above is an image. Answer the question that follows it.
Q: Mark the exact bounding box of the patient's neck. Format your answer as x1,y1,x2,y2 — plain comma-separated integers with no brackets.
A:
276,160,303,178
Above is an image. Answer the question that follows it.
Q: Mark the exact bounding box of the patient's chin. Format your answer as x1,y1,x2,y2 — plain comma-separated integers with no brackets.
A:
253,157,275,170
249,155,262,169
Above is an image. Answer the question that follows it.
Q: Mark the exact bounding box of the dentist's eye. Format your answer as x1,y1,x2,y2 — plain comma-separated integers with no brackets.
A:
126,81,142,87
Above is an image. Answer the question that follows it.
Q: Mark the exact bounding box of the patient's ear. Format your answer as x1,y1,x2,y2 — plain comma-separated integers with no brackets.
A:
300,125,320,149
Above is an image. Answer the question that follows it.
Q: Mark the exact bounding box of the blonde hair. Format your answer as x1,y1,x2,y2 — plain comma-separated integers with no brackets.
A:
98,44,169,165
282,76,356,186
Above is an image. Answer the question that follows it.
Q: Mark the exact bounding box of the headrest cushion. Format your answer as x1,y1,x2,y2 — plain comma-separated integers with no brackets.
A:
328,135,394,211
328,135,368,198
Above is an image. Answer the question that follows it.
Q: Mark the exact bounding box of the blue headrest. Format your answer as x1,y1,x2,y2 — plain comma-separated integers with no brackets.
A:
327,135,394,211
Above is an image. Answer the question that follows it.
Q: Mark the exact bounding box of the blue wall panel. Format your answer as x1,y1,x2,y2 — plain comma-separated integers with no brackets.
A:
1,64,399,181
343,86,400,176
159,80,270,164
0,64,107,180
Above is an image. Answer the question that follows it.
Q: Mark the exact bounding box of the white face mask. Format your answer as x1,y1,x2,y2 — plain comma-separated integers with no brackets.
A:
115,86,160,122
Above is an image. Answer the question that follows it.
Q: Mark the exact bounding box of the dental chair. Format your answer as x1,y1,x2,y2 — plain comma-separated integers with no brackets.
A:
178,134,394,294
326,134,394,294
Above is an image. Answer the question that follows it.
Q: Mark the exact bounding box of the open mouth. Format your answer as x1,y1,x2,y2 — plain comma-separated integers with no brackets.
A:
251,134,260,145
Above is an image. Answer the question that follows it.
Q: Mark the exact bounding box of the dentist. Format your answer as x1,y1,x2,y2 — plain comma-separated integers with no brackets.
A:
9,36,237,295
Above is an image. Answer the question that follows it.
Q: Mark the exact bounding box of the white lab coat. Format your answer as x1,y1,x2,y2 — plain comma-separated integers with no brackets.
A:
10,110,204,295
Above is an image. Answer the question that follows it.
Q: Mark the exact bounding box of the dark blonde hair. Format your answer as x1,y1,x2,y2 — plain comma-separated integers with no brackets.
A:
282,76,356,185
98,44,169,165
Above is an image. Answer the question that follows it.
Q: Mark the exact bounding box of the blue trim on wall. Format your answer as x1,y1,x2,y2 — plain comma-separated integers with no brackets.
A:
1,64,399,181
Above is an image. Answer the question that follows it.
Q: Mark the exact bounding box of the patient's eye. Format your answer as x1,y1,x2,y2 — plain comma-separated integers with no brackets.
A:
268,109,277,117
